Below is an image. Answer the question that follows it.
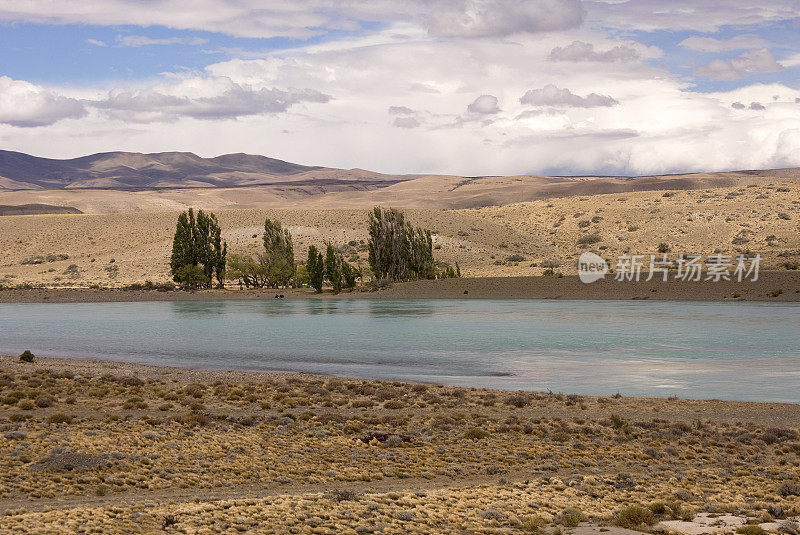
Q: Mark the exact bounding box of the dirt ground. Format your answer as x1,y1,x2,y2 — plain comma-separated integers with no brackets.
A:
1,182,799,290
1,271,800,303
0,356,798,533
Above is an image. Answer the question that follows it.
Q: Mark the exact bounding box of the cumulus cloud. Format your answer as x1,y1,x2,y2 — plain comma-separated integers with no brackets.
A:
0,0,584,40
695,48,784,80
393,116,420,128
426,0,584,37
585,0,800,33
388,106,415,115
116,35,208,47
91,79,330,121
679,34,766,52
519,84,618,108
467,94,500,114
548,41,639,62
0,76,85,127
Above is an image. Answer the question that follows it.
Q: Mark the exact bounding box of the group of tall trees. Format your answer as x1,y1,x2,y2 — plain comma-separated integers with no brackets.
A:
227,218,296,289
169,208,227,288
368,207,459,282
170,206,457,291
306,243,360,294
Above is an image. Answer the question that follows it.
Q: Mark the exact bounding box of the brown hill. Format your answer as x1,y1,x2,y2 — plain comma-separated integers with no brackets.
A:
0,204,82,216
0,150,330,189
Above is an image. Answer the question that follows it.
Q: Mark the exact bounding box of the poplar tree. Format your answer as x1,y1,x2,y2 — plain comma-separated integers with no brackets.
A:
169,208,226,288
263,218,295,287
324,242,342,294
306,245,324,293
367,207,436,282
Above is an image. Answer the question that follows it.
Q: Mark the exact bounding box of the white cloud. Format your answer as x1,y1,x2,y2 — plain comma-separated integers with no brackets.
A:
0,0,585,40
467,94,501,114
388,106,415,115
115,35,208,47
548,40,639,62
425,0,584,37
585,1,800,32
2,16,800,176
678,34,766,52
393,116,420,128
695,48,784,80
85,38,107,47
519,84,618,107
0,76,85,127
90,77,330,121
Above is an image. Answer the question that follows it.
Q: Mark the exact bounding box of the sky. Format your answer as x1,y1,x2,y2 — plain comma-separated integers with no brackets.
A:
0,0,799,176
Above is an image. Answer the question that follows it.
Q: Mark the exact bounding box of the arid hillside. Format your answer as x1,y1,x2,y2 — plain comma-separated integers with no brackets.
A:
4,150,800,214
1,182,799,288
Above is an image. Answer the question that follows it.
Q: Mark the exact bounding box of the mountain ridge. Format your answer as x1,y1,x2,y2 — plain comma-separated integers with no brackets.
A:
0,150,330,189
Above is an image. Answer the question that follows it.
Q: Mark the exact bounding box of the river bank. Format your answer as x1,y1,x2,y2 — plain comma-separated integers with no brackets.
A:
0,356,798,533
2,272,800,303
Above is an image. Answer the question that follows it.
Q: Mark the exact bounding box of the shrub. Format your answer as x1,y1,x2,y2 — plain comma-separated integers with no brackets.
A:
504,394,529,408
609,414,628,430
657,242,670,253
506,254,526,262
614,506,655,528
737,526,767,535
778,481,800,497
47,413,73,424
35,395,54,408
123,396,148,410
383,400,405,409
577,219,591,228
559,508,584,527
577,233,602,246
18,350,35,363
521,516,548,533
464,427,489,440
180,411,210,427
17,399,34,410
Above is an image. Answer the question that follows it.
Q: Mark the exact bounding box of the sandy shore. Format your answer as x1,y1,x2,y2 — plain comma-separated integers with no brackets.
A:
2,272,800,303
0,356,798,533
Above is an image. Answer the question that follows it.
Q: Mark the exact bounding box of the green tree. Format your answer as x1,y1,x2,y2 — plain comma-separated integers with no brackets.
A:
263,218,295,288
294,264,310,288
306,245,324,293
226,253,269,288
367,207,436,282
341,260,359,290
170,209,195,278
170,208,226,288
325,242,342,294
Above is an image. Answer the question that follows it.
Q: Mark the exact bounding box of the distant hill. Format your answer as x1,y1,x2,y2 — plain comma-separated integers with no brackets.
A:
0,150,330,189
2,149,800,213
0,204,82,216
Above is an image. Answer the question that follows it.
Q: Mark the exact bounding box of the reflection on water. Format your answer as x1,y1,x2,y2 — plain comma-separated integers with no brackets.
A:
1,299,799,402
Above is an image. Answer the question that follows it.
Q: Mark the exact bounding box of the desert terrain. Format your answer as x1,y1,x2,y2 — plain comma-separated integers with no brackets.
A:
2,181,800,298
0,356,798,533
